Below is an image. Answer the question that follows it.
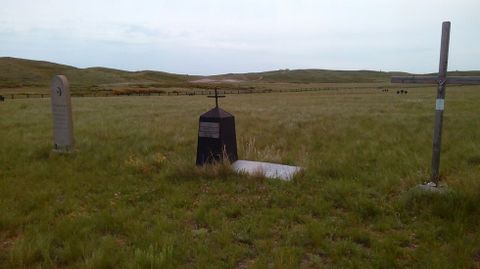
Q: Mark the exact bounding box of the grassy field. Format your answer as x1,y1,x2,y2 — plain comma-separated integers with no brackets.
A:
1,87,480,268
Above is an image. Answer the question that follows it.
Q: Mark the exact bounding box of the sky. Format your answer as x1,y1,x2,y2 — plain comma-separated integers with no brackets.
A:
0,0,479,75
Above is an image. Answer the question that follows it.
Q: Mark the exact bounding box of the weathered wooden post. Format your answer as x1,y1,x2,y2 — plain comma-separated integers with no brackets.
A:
391,21,480,186
430,21,450,184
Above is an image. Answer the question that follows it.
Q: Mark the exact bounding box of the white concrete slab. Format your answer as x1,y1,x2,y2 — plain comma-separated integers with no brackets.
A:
232,160,302,181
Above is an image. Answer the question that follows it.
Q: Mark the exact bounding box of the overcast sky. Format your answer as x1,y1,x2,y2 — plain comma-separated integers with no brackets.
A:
0,0,479,75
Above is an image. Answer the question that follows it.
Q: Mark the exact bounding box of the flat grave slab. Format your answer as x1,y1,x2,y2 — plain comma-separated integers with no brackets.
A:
232,160,302,181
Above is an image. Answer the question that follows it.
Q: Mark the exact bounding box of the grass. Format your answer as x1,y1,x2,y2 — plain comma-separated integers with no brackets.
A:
1,86,480,268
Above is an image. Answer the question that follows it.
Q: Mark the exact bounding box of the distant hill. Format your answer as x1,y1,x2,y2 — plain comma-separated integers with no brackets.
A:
0,57,191,90
1,57,480,91
199,69,480,84
203,69,395,83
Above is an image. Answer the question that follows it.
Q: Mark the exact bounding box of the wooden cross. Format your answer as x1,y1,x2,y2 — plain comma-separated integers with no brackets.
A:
391,21,480,186
207,88,225,108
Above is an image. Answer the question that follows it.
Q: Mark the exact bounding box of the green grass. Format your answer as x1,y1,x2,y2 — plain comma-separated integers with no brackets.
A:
1,87,480,268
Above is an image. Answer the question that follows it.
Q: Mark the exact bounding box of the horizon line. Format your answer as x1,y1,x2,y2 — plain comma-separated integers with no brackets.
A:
2,55,479,77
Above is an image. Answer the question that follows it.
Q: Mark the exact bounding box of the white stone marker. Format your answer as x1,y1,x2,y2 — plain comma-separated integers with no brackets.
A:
50,75,74,151
232,160,302,181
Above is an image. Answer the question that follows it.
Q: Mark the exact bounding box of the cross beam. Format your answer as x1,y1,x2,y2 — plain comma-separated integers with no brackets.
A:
391,21,480,185
391,76,480,85
207,88,225,108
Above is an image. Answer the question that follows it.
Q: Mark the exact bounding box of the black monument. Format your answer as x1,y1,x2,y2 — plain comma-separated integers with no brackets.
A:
196,88,238,165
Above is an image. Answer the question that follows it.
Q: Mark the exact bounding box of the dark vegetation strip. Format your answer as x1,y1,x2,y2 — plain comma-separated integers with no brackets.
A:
0,85,437,100
1,88,333,99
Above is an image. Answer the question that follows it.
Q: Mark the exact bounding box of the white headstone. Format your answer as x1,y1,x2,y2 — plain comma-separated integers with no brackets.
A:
50,75,74,151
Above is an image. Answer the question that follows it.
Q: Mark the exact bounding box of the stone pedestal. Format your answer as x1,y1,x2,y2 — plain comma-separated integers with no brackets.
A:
196,107,237,165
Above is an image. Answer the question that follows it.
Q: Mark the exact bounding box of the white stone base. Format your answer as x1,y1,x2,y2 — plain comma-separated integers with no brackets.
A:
232,160,303,181
413,181,448,193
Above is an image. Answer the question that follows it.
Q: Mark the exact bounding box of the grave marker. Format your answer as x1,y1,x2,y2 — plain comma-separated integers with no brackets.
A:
193,89,303,179
50,75,74,151
196,88,238,165
391,21,480,185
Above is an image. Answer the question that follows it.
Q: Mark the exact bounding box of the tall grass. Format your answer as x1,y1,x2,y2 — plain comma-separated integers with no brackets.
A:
1,86,480,268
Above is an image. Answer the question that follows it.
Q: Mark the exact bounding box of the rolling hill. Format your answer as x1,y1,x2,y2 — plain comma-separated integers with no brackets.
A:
0,57,192,90
1,57,479,92
204,69,394,83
